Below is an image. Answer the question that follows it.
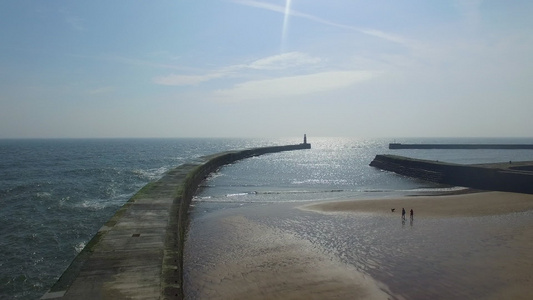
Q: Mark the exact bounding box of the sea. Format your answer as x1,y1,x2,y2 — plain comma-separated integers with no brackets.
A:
1,137,533,299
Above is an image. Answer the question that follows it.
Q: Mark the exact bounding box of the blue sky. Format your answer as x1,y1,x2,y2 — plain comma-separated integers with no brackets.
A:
1,0,532,138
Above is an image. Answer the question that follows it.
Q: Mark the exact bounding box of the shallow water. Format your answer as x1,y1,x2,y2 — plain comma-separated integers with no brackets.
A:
184,200,533,299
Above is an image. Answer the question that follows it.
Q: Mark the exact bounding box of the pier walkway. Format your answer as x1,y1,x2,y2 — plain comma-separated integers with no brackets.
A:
41,143,310,300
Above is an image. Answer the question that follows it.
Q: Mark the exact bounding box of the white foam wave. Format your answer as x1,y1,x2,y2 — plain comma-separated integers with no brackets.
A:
206,172,224,180
292,179,348,185
407,186,469,193
35,192,52,198
79,200,107,210
132,167,169,180
192,198,320,204
75,241,86,253
257,190,345,195
59,196,70,206
226,193,248,197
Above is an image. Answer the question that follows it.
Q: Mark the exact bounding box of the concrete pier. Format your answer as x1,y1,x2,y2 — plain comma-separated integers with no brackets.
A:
370,154,533,194
389,143,533,149
42,142,310,300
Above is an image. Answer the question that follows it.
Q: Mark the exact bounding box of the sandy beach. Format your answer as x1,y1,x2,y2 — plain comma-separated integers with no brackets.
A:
302,191,533,299
185,214,392,299
185,191,533,300
302,191,533,218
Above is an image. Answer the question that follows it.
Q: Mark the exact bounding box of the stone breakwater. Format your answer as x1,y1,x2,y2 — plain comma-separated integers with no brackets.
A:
370,154,533,194
389,143,533,149
41,143,310,300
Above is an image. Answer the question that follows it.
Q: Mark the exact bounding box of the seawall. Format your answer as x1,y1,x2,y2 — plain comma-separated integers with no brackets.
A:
42,143,311,300
370,154,533,194
389,143,533,149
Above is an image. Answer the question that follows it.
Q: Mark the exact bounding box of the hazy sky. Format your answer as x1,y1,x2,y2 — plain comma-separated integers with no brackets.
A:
1,0,532,138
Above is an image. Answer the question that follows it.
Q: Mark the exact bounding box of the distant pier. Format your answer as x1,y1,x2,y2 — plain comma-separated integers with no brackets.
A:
42,140,310,300
389,143,533,150
370,154,533,194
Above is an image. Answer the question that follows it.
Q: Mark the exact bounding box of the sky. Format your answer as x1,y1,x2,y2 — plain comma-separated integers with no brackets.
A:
1,0,532,138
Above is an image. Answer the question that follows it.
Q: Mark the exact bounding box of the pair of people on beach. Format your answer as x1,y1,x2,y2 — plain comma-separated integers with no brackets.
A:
402,208,413,221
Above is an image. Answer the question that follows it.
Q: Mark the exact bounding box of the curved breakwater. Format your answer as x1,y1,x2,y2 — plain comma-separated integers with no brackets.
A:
41,143,310,300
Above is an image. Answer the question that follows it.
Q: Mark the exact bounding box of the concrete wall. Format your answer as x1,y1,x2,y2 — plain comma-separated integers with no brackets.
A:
370,154,533,194
389,143,533,149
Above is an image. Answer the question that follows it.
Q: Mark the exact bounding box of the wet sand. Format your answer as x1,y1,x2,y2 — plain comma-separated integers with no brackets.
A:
185,213,392,299
303,191,533,218
303,191,533,299
185,192,533,300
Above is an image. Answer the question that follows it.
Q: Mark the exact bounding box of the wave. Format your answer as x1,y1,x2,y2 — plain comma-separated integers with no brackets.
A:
195,189,358,201
253,189,346,195
196,188,410,200
192,197,323,204
198,173,225,186
75,241,86,254
35,192,52,199
225,193,248,197
291,179,349,185
193,186,473,204
131,167,169,181
78,200,108,211
404,186,469,193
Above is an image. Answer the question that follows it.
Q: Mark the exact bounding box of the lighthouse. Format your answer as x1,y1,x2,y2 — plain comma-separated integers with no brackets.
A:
303,134,307,144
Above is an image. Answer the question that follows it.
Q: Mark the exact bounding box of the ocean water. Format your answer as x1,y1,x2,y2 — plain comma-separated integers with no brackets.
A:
1,137,532,299
194,137,533,205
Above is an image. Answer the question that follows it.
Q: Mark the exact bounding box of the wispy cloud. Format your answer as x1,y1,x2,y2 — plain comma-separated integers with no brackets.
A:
70,54,201,72
231,0,411,46
248,52,321,70
153,51,322,86
212,70,380,102
154,73,226,86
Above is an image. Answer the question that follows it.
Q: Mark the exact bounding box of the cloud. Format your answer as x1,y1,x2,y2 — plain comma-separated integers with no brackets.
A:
213,70,379,102
69,54,203,73
231,0,411,46
153,73,225,86
248,52,321,70
153,51,322,86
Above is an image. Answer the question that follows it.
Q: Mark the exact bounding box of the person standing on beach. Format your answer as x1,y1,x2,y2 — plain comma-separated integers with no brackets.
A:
410,209,414,220
402,208,406,220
